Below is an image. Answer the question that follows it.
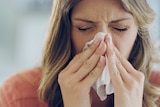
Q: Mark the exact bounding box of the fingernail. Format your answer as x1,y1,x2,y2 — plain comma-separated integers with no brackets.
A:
94,37,100,44
108,34,112,46
106,38,110,47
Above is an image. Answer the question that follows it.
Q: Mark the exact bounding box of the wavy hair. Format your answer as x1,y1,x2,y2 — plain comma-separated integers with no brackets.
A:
38,0,160,107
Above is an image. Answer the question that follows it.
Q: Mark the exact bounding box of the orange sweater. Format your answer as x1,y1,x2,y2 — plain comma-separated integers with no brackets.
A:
0,68,160,107
0,69,48,107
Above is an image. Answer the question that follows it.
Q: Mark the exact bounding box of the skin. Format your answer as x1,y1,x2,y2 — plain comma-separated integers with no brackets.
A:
58,0,145,107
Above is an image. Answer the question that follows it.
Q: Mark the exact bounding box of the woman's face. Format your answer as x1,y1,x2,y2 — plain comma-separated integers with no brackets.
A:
71,0,138,59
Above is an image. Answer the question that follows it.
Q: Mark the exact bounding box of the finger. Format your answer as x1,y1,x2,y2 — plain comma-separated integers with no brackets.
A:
64,38,102,73
115,56,132,84
74,41,107,82
80,56,106,88
114,46,145,83
114,47,138,75
104,34,111,56
105,35,123,87
107,51,124,88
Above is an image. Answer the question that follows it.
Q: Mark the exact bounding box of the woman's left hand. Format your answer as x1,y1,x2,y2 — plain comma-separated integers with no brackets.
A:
105,35,145,107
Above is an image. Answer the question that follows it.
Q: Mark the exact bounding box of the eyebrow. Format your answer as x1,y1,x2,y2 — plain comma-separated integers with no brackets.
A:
73,18,131,23
73,18,95,24
111,18,131,23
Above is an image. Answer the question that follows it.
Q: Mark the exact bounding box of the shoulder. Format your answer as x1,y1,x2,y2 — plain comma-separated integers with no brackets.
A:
0,68,48,107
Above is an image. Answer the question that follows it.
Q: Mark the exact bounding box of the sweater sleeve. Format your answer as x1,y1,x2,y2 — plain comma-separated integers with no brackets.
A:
0,69,48,107
150,71,160,86
150,71,160,107
0,85,10,107
0,74,22,107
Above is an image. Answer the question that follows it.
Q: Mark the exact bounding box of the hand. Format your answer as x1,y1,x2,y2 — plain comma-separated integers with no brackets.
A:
105,35,144,107
58,38,106,107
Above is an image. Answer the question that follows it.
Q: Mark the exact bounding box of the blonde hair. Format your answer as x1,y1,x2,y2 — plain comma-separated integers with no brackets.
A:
38,0,160,107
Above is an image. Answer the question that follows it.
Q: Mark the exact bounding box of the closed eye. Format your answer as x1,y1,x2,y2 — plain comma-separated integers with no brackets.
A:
114,27,128,32
78,27,93,31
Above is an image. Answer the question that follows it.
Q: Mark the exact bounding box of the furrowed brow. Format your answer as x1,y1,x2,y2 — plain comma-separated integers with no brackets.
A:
111,18,131,23
73,18,95,24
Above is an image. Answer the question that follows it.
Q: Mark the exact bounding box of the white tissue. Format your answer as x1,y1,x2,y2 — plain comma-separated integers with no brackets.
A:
83,32,114,101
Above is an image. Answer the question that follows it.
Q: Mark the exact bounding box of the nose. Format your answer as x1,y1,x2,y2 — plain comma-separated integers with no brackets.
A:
96,22,109,34
95,22,115,45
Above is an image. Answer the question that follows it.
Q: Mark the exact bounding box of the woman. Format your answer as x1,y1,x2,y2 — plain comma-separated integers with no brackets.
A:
0,0,160,107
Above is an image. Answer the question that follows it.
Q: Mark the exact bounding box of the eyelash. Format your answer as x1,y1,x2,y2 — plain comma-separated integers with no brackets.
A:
114,27,128,32
77,27,128,32
78,27,93,31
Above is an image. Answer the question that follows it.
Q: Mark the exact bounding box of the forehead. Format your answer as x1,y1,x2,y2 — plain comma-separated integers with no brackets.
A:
71,0,133,23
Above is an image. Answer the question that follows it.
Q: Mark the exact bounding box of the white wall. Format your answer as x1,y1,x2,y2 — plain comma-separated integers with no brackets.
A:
0,0,52,84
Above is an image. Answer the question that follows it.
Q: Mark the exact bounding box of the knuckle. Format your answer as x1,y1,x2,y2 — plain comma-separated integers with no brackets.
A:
58,72,71,88
128,79,137,89
90,71,97,78
116,52,123,61
119,54,124,61
83,60,93,68
58,74,72,88
128,72,145,90
58,72,65,85
116,60,121,66
136,71,145,82
89,69,100,78
113,70,120,76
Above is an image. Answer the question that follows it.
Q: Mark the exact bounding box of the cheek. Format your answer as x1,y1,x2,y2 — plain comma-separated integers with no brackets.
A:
71,30,92,54
113,32,137,59
71,33,84,54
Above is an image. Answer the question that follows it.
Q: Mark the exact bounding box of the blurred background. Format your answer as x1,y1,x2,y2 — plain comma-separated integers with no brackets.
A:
0,0,52,84
0,0,160,84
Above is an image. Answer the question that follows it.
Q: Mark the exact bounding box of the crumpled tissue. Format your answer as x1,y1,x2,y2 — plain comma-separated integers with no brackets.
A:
83,32,114,101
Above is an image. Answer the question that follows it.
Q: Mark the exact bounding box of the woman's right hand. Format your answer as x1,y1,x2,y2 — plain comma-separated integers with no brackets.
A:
58,38,106,107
